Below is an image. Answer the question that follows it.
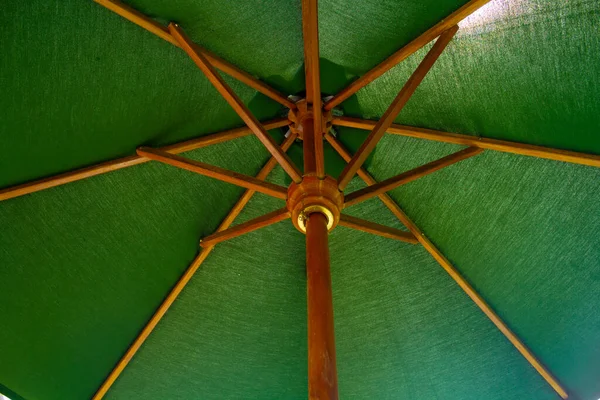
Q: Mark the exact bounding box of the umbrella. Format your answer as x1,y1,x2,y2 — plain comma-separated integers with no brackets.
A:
0,0,598,399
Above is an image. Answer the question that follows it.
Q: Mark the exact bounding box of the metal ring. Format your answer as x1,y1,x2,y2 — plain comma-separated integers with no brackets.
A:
297,205,334,232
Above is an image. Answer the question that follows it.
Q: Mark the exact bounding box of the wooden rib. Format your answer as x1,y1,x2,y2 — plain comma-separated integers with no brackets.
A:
200,208,290,247
337,26,458,190
302,0,325,177
344,147,483,207
92,250,210,400
0,118,288,202
93,0,296,109
397,211,569,399
393,210,569,399
169,23,302,183
92,133,297,400
324,0,491,110
338,214,418,244
0,156,144,203
326,132,568,399
137,147,288,200
333,116,600,168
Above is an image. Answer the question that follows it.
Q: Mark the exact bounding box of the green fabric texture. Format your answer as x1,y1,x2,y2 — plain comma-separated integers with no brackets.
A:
354,133,600,399
340,0,600,154
0,136,281,400
1,0,599,399
104,176,557,400
106,171,309,400
0,1,283,188
318,0,468,94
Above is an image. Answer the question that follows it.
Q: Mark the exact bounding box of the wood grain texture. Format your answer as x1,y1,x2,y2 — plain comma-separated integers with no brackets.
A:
218,133,298,228
332,116,600,168
200,208,290,247
324,0,491,110
336,26,458,190
338,214,418,244
344,147,483,207
326,132,568,400
303,117,318,174
92,133,297,400
0,118,288,202
93,0,296,109
324,132,415,230
302,0,325,177
161,118,289,154
306,212,339,400
169,23,302,183
137,147,288,199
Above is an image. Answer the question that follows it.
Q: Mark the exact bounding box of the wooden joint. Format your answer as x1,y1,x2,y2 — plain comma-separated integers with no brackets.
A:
288,99,332,140
287,175,344,233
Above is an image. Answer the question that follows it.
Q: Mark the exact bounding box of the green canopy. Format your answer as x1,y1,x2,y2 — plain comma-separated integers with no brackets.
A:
0,0,599,399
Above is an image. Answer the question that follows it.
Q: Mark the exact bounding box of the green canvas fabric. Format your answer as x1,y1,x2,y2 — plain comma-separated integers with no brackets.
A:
0,1,283,188
120,0,477,96
0,135,283,400
122,0,306,95
318,0,469,94
329,227,556,400
105,175,309,400
340,0,600,154
1,0,599,399
104,175,557,400
342,132,600,399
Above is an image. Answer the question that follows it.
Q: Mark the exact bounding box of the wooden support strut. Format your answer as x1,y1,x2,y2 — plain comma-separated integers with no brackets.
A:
0,118,289,202
93,0,296,109
326,132,569,400
168,23,303,183
136,147,288,200
337,25,458,190
344,147,483,207
200,208,290,247
92,134,298,400
324,0,492,110
324,131,419,230
338,214,418,244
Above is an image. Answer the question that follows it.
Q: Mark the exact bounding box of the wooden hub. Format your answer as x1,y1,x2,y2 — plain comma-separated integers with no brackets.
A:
288,99,332,140
287,175,344,234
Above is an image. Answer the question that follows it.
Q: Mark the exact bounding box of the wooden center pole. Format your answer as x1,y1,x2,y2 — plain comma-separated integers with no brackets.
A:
302,115,339,400
306,212,338,400
303,117,317,175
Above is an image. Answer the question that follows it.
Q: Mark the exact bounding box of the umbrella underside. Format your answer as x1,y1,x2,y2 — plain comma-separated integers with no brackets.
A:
0,0,599,400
